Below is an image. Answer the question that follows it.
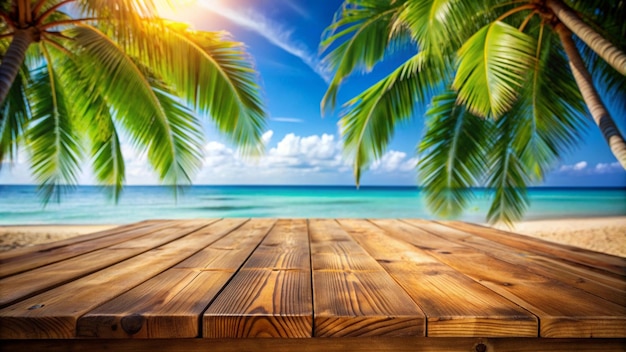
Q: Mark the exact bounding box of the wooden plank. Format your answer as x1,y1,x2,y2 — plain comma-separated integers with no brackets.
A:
0,221,172,278
309,219,425,337
77,219,276,338
203,219,312,338
2,338,625,352
446,221,626,276
403,220,626,306
0,219,246,339
0,220,215,308
337,219,538,337
372,219,626,338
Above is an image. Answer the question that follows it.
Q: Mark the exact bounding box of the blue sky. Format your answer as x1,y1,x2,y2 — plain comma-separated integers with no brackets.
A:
1,0,625,187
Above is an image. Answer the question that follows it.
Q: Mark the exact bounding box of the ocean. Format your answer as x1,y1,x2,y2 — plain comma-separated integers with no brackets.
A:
0,185,624,225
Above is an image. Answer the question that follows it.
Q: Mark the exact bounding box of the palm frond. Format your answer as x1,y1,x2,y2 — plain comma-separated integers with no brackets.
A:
87,99,126,201
76,0,160,27
341,53,435,185
418,90,490,218
55,47,127,201
69,24,204,187
27,45,82,204
485,112,533,225
147,73,204,187
453,21,536,118
399,0,489,57
516,26,586,178
320,0,411,112
131,22,266,156
0,66,29,167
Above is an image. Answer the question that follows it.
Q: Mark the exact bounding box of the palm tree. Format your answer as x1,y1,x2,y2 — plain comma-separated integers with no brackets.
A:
0,0,266,202
321,0,626,224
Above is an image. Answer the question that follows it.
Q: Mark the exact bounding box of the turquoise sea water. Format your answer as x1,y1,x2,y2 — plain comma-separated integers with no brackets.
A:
0,185,624,225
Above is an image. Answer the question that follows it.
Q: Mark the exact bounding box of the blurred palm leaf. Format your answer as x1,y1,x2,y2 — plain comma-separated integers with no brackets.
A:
418,90,490,218
27,47,82,204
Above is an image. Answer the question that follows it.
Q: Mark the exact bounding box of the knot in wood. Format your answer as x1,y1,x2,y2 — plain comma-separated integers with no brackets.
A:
27,304,44,310
475,343,487,352
121,314,145,335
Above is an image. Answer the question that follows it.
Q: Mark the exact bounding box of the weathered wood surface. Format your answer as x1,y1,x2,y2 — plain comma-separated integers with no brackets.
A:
0,219,624,350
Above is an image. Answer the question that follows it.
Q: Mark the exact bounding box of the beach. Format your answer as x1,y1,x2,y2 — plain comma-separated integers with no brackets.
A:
1,217,624,257
0,225,118,252
500,216,626,257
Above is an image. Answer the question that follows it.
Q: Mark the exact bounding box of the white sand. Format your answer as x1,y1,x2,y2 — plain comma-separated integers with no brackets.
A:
0,225,118,252
0,217,624,257
492,216,626,257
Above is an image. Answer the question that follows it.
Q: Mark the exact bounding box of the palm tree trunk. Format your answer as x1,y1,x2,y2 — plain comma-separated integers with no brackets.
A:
0,29,35,105
547,0,626,76
557,25,626,169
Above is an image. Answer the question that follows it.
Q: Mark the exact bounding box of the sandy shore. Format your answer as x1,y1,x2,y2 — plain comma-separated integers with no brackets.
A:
493,216,626,257
0,217,624,257
0,225,118,252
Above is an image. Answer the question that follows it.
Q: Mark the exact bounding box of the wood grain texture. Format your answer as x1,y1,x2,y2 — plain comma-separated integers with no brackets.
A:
373,219,626,338
338,219,538,337
0,221,168,278
407,220,626,306
77,219,277,338
0,220,215,308
0,219,245,339
204,269,312,338
1,218,624,346
309,219,425,337
2,338,625,352
203,219,312,338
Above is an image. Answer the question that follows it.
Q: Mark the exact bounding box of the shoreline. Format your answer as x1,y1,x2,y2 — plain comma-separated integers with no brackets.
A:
1,216,624,257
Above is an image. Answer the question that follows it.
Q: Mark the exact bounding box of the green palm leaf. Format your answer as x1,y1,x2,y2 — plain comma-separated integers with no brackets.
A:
453,21,536,118
0,67,29,166
399,0,488,57
87,100,126,201
131,21,266,155
418,90,490,218
27,46,82,204
70,25,203,187
485,112,533,225
320,0,411,112
517,26,586,178
341,53,434,185
59,55,127,201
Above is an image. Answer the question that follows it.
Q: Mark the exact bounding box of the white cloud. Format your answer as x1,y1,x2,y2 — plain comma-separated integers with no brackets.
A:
595,162,622,174
559,161,588,172
370,151,418,173
199,0,331,82
195,131,346,184
261,130,274,145
558,160,624,175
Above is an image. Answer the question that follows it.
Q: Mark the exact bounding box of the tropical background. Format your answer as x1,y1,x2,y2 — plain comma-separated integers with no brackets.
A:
1,0,625,228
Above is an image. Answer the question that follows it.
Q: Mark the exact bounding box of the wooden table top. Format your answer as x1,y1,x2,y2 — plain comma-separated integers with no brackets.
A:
0,219,624,351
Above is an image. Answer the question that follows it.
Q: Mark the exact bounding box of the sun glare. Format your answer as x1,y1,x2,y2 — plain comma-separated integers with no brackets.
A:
155,0,200,21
